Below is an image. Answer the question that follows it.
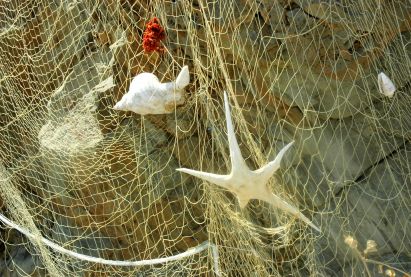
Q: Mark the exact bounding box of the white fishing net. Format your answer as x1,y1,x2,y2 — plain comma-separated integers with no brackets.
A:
0,0,410,276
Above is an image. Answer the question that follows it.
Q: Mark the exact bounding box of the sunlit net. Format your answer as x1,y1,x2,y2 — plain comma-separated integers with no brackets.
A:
0,0,410,276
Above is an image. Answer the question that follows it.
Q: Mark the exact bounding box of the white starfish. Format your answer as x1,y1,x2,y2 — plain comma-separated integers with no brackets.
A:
177,92,320,232
113,66,190,115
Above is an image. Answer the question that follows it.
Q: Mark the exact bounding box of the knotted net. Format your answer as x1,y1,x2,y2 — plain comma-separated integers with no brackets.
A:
0,0,410,276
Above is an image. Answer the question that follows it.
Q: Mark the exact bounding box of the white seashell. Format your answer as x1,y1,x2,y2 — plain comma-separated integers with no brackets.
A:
113,66,190,115
378,72,396,98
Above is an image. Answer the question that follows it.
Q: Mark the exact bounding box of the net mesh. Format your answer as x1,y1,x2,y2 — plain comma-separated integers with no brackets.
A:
0,0,410,276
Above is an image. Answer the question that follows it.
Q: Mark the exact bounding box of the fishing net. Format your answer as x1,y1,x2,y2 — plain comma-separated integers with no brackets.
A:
0,0,410,276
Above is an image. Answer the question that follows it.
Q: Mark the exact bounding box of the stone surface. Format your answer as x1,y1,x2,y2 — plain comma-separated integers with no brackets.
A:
37,62,205,261
1,0,411,276
0,245,47,277
316,143,411,275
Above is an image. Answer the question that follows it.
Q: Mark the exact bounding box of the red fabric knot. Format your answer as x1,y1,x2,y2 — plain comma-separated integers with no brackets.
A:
142,17,166,53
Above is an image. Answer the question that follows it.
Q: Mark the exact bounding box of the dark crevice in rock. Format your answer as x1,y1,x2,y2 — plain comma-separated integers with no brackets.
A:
335,140,408,197
354,140,408,183
347,39,365,55
375,224,397,253
334,185,345,198
255,11,266,25
284,2,300,11
300,8,322,21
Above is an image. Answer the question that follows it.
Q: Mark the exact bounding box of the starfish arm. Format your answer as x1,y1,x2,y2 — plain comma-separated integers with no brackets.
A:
254,141,294,181
176,168,231,189
264,193,321,232
223,91,247,170
237,196,250,209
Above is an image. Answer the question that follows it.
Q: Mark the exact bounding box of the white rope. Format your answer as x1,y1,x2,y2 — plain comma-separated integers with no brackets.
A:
0,213,220,275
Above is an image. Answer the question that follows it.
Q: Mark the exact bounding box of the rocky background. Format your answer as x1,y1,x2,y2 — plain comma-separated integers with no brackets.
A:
0,0,410,276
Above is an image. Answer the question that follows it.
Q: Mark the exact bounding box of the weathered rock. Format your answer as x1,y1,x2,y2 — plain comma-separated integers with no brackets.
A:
27,1,94,93
1,1,411,276
38,62,206,260
259,0,284,27
0,245,47,277
315,143,411,275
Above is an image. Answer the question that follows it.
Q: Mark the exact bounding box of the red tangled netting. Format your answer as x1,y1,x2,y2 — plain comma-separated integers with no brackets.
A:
142,17,166,53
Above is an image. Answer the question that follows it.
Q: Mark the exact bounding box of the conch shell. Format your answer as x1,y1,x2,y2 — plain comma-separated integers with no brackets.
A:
113,66,190,114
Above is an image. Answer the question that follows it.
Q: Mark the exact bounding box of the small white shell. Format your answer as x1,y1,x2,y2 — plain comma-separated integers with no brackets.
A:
378,72,396,98
113,66,190,115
